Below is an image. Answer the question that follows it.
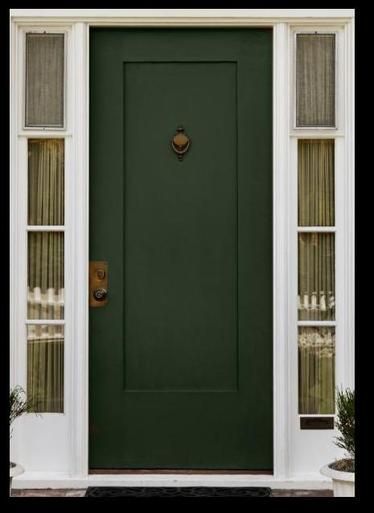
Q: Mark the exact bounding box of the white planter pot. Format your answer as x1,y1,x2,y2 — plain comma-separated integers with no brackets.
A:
320,463,355,497
9,462,24,496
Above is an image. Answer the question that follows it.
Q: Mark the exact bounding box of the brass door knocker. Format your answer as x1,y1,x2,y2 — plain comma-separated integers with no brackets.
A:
171,126,191,161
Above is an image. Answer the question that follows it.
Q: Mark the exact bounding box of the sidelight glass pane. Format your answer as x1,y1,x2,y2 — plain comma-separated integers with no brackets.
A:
28,232,64,320
28,139,64,225
298,140,334,226
298,327,335,414
298,233,335,320
27,324,64,413
296,34,335,127
25,33,64,127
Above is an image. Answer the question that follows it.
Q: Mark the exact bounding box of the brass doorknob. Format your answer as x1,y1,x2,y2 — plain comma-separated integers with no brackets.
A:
93,288,108,301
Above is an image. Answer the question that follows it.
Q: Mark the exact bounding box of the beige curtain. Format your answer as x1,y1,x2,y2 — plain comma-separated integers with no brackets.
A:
298,140,334,226
298,327,335,414
28,232,64,320
27,325,64,413
296,34,335,127
26,33,64,127
28,139,64,225
27,139,65,412
298,233,335,321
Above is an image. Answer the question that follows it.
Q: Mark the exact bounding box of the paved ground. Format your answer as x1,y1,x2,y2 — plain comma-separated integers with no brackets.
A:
10,488,333,497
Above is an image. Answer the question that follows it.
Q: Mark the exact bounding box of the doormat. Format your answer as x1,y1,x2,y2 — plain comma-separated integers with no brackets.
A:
85,486,272,497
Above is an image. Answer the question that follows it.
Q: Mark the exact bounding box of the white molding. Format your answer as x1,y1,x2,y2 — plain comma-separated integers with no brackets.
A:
10,10,355,484
25,320,65,325
272,22,290,481
18,131,72,138
297,227,336,232
66,23,89,476
66,22,90,477
27,226,65,231
10,9,355,23
290,131,344,138
12,471,332,490
344,18,355,390
297,321,336,327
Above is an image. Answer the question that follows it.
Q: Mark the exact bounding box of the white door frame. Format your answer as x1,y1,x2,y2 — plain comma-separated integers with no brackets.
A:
10,9,355,488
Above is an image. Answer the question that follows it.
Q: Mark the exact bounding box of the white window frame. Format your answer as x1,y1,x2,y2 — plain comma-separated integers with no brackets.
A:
10,9,354,488
288,22,354,476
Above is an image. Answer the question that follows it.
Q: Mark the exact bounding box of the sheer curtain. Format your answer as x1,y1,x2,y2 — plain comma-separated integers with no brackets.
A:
298,139,334,226
28,139,64,226
27,140,64,413
27,325,64,413
25,34,64,127
296,34,335,127
298,327,335,414
297,140,335,414
298,140,335,321
28,232,64,320
28,140,64,320
298,233,335,321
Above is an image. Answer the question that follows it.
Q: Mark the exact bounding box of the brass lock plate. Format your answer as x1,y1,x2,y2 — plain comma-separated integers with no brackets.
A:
89,261,108,307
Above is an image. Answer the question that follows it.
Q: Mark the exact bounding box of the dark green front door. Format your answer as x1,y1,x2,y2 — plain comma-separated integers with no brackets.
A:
89,28,273,470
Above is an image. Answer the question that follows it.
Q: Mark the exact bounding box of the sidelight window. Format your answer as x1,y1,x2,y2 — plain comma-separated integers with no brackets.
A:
24,31,66,413
295,32,337,417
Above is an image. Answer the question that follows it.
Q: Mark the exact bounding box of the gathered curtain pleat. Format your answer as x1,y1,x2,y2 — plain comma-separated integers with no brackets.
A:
28,139,64,225
298,139,334,226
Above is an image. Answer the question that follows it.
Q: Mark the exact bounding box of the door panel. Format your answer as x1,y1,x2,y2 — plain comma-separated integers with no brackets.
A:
124,62,237,391
89,28,273,469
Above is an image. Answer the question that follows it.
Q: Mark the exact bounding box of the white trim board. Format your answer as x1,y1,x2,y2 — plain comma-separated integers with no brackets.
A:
12,472,332,490
10,10,355,484
10,9,355,19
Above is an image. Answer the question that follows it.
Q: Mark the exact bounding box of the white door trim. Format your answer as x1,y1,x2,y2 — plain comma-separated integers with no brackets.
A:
10,9,355,485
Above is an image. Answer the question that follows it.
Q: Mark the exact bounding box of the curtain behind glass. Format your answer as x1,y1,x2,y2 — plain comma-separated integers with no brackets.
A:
28,232,64,319
28,140,64,225
27,325,64,413
298,140,334,226
25,33,64,127
298,327,335,414
296,34,335,127
298,233,335,320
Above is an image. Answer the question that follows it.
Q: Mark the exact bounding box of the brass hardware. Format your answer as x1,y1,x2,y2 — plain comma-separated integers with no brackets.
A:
171,126,191,161
89,261,108,307
96,268,106,280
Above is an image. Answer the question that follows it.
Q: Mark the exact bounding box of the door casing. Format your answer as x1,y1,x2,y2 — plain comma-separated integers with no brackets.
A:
9,10,355,481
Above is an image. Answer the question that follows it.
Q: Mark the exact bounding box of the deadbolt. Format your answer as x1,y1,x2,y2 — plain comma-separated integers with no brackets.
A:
93,288,108,301
96,268,106,280
89,261,108,307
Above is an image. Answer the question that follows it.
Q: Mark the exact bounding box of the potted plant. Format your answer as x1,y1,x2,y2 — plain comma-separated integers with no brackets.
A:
9,385,36,495
321,388,355,497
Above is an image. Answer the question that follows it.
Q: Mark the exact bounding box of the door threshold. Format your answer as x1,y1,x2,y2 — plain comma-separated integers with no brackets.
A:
89,469,273,475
